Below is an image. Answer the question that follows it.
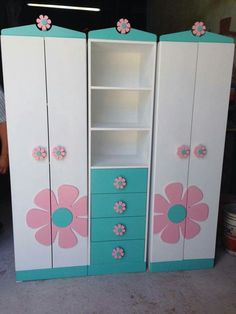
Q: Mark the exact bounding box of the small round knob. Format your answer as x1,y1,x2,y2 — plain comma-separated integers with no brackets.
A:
32,146,47,160
194,145,207,158
113,201,127,214
113,224,126,236
177,145,190,159
112,247,125,259
113,176,126,189
52,146,66,160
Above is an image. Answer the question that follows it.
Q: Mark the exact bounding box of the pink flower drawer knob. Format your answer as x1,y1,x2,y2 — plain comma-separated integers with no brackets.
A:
177,145,190,159
113,176,127,189
112,247,125,259
52,146,66,160
113,223,126,236
32,146,47,160
194,145,207,158
113,201,127,214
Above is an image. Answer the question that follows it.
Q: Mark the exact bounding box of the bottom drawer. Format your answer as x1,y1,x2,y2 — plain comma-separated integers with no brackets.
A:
90,240,145,265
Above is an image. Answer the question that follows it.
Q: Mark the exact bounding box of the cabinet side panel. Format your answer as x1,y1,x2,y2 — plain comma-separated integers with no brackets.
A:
1,36,51,271
149,42,198,263
45,37,88,268
184,43,235,260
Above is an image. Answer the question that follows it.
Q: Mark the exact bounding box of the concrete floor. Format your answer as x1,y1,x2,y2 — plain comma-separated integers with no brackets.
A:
0,198,236,314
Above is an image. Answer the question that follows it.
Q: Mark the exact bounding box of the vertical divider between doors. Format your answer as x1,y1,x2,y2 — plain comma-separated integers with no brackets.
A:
43,37,54,269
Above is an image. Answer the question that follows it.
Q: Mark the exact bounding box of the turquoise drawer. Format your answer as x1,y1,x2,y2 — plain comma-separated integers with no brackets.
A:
91,193,147,218
91,168,148,194
91,217,146,242
91,240,145,265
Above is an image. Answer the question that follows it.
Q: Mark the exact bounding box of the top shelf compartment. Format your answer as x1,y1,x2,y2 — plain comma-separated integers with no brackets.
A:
90,41,156,89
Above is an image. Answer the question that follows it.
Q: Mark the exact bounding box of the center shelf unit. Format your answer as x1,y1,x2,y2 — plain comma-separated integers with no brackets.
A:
88,28,157,275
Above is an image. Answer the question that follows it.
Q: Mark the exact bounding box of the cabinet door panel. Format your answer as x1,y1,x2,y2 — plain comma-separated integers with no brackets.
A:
1,36,51,271
45,37,87,268
149,42,198,263
184,43,235,260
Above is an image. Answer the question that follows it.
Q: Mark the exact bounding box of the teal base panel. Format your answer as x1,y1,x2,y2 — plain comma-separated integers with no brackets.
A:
16,266,87,282
88,262,146,276
149,259,214,272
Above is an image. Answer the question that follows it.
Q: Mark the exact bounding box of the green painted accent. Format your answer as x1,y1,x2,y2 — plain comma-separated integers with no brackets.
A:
168,204,187,224
91,168,148,194
16,266,87,281
52,207,73,228
160,31,234,43
88,262,146,275
91,240,145,265
89,28,157,42
91,216,146,242
1,24,86,39
91,193,147,218
149,259,214,272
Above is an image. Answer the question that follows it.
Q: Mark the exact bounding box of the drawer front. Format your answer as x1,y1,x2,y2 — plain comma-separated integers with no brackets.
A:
91,217,146,242
91,240,145,264
91,168,148,194
91,193,147,218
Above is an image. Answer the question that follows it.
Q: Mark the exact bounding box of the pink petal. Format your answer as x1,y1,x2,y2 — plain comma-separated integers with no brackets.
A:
39,15,43,19
26,208,50,228
47,19,52,24
188,203,209,221
36,18,41,23
153,214,169,234
71,218,88,237
38,23,43,29
34,189,57,212
57,185,79,208
165,182,184,204
160,223,181,243
184,185,203,206
154,194,169,214
44,15,48,19
35,224,52,246
58,228,78,248
72,196,87,216
42,26,46,31
184,219,201,239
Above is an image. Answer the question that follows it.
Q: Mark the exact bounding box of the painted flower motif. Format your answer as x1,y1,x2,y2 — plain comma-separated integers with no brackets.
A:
194,145,207,158
36,15,52,31
116,18,131,34
192,21,206,37
153,182,209,243
112,247,125,259
26,185,87,248
114,201,127,214
114,176,126,189
177,145,190,159
52,146,66,160
113,224,126,236
32,146,47,161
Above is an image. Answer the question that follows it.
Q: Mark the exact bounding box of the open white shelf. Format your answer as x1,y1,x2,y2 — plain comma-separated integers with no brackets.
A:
90,41,156,89
91,130,150,168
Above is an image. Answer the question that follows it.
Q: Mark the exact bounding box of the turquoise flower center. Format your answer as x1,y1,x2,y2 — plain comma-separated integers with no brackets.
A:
52,207,73,228
197,25,203,31
36,152,42,156
42,19,47,26
122,23,127,29
168,204,187,224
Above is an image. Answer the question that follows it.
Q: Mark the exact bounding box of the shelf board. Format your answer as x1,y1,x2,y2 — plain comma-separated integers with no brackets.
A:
91,123,151,131
90,154,149,168
90,86,152,91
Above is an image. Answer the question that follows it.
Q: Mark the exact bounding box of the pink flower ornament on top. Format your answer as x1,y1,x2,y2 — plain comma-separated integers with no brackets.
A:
113,223,126,236
192,21,206,37
112,247,125,259
114,201,127,214
116,18,131,34
114,176,126,189
26,185,87,249
36,15,52,31
153,182,209,244
52,146,66,160
32,146,47,161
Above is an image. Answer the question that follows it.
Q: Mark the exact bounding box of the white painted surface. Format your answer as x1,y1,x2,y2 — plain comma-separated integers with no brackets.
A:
149,42,198,262
1,36,51,270
45,37,88,267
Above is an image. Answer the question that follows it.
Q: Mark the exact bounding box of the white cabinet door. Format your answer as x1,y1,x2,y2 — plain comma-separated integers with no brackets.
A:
45,38,88,268
184,43,235,260
1,36,52,271
149,42,198,263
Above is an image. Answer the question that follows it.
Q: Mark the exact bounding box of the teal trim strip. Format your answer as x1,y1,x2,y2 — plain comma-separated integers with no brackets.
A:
88,262,146,275
149,259,214,272
16,266,87,281
160,31,234,43
1,25,85,39
89,28,157,42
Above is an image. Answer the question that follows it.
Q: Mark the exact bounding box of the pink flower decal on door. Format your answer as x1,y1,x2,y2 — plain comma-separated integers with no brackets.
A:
153,182,209,243
26,185,87,248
